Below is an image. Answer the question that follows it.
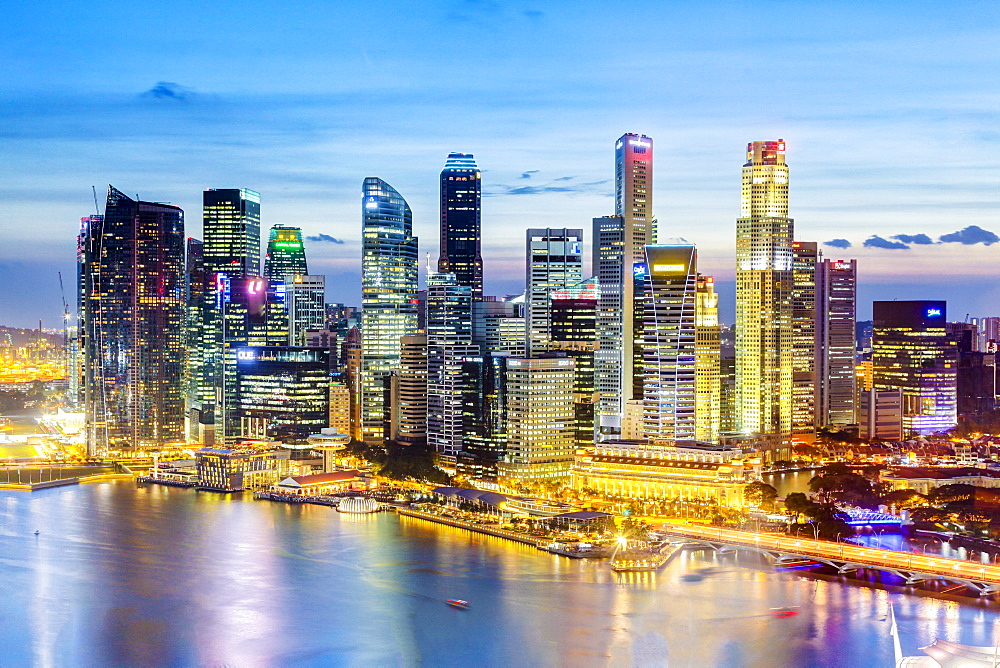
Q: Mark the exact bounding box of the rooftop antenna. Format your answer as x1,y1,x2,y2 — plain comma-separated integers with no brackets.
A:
425,252,432,274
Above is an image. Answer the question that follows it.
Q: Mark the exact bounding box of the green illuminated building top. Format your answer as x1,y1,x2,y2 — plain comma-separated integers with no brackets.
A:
264,225,308,282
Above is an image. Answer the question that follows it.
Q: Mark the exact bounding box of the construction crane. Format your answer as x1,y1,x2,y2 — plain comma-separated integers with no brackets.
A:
58,272,71,375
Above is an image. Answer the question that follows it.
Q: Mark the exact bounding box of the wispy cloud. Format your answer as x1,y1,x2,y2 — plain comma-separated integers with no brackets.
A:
143,82,194,102
519,170,538,179
504,185,576,195
864,235,909,250
823,238,852,249
939,225,999,246
306,233,345,244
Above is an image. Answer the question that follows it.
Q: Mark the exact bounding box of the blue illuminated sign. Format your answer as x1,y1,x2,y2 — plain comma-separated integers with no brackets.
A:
633,263,646,278
926,308,942,318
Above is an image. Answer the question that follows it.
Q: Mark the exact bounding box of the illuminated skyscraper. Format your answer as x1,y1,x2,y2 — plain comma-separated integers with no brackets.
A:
202,189,261,275
594,133,653,435
361,177,418,442
695,275,721,442
438,153,483,299
636,243,697,440
235,346,329,443
81,186,185,452
426,272,479,459
816,257,857,425
390,335,428,446
550,277,599,446
500,357,576,483
264,225,308,282
791,241,818,437
342,326,363,440
526,228,584,355
872,301,956,436
286,274,326,346
190,188,263,444
735,139,794,455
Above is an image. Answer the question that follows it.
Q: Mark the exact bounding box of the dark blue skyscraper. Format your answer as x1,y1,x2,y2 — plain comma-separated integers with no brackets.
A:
81,186,185,452
438,153,483,300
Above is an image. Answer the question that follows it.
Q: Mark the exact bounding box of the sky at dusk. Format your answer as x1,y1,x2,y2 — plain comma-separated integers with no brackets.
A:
1,0,998,328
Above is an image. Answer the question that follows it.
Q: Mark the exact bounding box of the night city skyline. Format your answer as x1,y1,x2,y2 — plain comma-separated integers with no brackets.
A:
2,1,999,328
4,3,1000,665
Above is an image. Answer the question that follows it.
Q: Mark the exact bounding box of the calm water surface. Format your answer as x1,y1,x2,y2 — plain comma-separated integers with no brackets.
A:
2,481,1000,667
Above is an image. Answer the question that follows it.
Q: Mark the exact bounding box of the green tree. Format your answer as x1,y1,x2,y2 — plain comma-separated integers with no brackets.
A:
784,492,815,522
743,481,778,510
880,489,926,509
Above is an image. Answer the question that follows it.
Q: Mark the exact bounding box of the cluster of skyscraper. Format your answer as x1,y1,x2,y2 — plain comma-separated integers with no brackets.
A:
73,136,969,485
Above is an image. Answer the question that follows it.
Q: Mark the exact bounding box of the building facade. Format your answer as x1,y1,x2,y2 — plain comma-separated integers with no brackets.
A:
525,228,584,355
593,132,654,437
550,277,599,447
816,257,857,425
872,301,957,436
426,273,479,459
500,357,577,483
695,275,722,442
81,186,185,452
438,153,483,299
234,346,330,443
360,178,419,442
636,243,697,440
263,225,308,282
735,139,794,456
791,241,818,438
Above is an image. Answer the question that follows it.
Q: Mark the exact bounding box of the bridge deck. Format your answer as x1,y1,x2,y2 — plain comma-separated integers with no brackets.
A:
664,525,1000,585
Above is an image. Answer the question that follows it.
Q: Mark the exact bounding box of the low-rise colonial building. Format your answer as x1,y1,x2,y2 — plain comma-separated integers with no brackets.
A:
571,439,759,509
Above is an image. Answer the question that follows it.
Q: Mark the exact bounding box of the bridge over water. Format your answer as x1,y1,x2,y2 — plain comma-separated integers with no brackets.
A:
663,525,1000,596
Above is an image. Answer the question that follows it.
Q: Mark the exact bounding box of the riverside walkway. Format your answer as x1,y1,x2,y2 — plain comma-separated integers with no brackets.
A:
663,524,1000,596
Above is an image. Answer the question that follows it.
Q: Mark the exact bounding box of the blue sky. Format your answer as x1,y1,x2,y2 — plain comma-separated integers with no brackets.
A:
1,0,998,328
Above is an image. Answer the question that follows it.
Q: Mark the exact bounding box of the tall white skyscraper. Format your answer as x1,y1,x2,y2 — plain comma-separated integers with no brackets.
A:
594,133,653,436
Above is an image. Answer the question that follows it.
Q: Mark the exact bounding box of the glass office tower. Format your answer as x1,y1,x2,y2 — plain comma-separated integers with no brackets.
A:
872,300,957,436
594,133,654,436
526,228,584,355
636,242,697,440
360,177,419,442
438,153,483,300
264,225,308,282
203,188,261,276
81,186,185,453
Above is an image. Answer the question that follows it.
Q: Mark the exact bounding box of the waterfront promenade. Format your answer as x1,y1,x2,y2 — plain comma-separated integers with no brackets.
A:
665,524,1000,595
396,507,547,547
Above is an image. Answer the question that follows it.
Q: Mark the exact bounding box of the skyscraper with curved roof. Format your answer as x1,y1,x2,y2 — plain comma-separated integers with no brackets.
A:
360,177,419,442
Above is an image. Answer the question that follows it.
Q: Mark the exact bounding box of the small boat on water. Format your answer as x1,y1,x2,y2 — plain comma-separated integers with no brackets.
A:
769,606,800,618
446,599,469,609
